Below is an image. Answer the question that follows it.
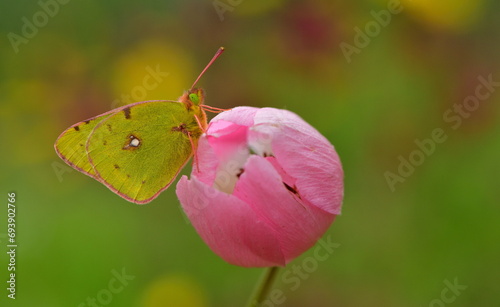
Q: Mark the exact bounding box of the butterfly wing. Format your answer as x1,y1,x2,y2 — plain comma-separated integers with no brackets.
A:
86,100,196,204
54,110,117,178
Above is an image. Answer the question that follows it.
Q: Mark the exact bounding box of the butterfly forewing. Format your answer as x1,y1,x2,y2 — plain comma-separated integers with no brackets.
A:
85,100,196,204
55,112,117,178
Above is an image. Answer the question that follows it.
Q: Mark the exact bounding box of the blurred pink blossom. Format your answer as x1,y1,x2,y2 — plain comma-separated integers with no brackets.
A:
176,107,343,267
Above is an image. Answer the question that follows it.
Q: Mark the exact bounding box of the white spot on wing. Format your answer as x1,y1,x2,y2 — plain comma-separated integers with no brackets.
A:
130,138,140,147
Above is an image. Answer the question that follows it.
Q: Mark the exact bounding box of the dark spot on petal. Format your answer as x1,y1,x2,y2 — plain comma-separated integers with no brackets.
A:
126,174,130,178
84,120,90,124
107,124,112,132
74,126,80,131
123,107,131,119
79,143,84,147
103,140,107,145
114,164,120,169
142,180,146,184
236,168,245,178
284,182,299,195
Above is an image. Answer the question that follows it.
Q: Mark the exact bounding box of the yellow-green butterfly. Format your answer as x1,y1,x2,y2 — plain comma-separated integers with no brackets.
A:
55,47,225,204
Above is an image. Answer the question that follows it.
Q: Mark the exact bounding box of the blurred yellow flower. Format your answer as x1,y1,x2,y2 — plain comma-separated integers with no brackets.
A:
368,0,485,31
140,275,208,307
111,41,194,107
402,0,485,31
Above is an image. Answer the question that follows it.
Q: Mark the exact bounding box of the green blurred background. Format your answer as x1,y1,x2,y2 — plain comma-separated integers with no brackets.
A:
1,0,499,306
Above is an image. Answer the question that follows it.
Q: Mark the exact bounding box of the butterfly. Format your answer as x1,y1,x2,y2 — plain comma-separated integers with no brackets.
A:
54,47,225,204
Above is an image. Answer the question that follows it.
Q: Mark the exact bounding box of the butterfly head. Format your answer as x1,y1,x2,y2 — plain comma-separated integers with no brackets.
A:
182,88,205,109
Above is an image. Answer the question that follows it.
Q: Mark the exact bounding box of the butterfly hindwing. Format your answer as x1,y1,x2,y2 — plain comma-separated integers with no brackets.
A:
86,100,196,204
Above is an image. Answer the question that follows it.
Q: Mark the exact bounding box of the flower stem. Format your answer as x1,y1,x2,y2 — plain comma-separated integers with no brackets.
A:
246,266,281,307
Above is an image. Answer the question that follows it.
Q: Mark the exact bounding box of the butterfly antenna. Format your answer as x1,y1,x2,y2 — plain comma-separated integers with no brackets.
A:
190,47,225,90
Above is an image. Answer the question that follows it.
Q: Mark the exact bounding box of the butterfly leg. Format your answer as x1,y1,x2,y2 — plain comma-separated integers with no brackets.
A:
201,105,231,113
187,131,200,173
193,114,207,133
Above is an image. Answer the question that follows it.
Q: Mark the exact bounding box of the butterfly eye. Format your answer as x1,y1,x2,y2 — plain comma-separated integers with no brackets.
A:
189,93,200,104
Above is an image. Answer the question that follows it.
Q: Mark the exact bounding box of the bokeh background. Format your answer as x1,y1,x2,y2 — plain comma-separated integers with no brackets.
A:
1,0,499,306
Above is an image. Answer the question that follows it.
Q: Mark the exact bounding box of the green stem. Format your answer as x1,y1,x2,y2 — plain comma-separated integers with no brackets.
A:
246,266,281,307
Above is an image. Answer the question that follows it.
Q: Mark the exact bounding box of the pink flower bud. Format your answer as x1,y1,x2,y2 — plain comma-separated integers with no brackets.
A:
176,107,344,267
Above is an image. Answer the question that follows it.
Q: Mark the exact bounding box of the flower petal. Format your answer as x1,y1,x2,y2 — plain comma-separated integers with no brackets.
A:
196,119,250,189
233,156,335,263
209,106,258,128
176,175,286,267
206,121,250,193
193,136,218,186
251,108,344,214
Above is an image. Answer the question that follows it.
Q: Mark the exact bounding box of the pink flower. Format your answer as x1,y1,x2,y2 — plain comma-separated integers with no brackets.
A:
176,107,343,267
